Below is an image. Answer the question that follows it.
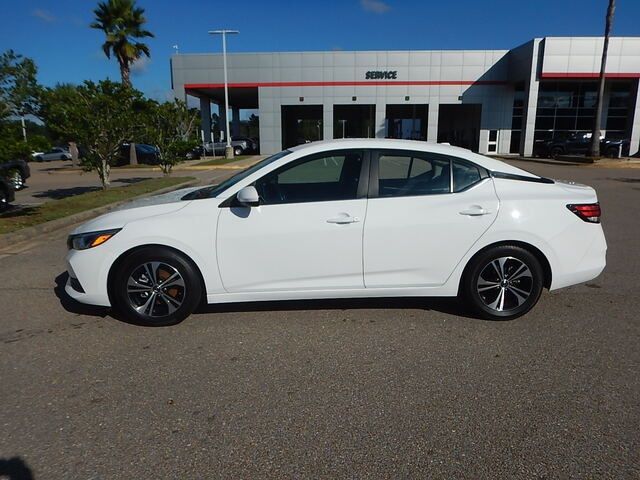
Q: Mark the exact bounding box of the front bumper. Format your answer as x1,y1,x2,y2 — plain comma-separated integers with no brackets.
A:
65,249,113,307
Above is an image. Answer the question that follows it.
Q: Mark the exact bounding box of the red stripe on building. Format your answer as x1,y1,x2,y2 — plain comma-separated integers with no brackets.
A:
540,72,640,79
184,80,509,89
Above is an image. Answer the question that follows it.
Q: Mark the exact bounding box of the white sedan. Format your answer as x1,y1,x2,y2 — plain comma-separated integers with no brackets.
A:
65,139,606,325
35,147,72,162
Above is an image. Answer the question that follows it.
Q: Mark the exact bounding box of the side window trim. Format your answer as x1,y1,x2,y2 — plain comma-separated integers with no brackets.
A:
252,148,369,206
370,149,455,199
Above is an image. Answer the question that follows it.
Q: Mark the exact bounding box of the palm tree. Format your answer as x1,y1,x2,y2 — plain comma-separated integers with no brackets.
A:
590,0,616,158
90,0,154,88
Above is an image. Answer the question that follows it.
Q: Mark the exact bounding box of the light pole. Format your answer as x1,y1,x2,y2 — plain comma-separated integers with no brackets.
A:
209,29,239,159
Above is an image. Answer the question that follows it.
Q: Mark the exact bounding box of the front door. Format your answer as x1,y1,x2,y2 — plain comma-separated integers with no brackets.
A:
363,150,499,288
217,150,368,292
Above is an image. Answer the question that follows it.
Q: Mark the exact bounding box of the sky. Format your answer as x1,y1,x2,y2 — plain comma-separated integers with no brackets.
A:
1,0,639,102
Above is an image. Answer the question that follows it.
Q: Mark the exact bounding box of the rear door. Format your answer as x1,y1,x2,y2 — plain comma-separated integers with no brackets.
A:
363,150,499,288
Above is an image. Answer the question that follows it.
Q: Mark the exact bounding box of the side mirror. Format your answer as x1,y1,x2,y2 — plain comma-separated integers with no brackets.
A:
236,186,260,207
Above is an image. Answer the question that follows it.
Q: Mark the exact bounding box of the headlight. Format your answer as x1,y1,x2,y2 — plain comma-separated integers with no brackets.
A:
67,229,121,250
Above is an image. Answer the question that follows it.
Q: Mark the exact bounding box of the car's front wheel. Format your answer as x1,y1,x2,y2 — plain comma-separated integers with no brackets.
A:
233,146,243,156
462,245,544,320
110,247,203,326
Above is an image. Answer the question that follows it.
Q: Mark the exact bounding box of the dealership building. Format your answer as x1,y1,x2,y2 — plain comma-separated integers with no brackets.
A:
170,37,640,156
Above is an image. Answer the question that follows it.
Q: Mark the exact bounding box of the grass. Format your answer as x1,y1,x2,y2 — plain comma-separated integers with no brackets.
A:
195,155,253,166
0,176,195,235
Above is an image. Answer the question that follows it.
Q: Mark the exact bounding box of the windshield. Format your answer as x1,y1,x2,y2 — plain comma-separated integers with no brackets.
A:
181,150,292,200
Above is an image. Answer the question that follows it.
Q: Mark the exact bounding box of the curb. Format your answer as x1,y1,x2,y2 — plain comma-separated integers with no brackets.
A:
0,178,199,251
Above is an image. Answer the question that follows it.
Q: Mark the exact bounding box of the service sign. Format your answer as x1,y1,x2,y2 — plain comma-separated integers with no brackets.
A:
365,70,398,80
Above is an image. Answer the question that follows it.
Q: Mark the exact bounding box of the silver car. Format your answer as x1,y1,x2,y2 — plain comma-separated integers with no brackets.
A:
35,147,72,162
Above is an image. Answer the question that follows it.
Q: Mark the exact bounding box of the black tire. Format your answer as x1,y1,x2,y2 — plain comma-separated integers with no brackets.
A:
462,245,544,320
7,168,24,190
0,188,8,212
110,247,203,326
233,147,243,156
60,155,66,161
550,147,563,160
36,156,43,162
605,147,618,159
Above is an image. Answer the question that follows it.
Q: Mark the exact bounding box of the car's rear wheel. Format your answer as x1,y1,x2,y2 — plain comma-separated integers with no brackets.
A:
233,146,243,156
605,147,619,159
462,245,544,320
110,247,202,326
7,168,24,190
550,147,563,159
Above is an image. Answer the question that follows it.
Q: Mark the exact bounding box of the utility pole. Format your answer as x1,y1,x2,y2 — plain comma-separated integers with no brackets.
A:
590,0,616,159
209,29,239,159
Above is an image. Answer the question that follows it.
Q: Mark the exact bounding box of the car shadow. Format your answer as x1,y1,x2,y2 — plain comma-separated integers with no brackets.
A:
0,456,34,480
55,272,483,324
33,186,102,200
197,296,478,318
54,273,111,318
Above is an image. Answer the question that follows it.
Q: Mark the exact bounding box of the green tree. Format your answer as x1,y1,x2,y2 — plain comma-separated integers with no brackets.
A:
90,0,154,88
143,99,199,174
0,49,40,121
41,80,145,188
0,50,42,161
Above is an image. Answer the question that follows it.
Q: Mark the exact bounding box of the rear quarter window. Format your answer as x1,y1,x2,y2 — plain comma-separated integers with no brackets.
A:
452,160,484,192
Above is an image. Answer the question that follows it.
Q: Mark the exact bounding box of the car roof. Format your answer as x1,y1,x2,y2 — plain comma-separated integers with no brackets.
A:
288,138,536,177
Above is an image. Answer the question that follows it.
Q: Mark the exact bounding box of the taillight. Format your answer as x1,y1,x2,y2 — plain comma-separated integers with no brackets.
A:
567,203,601,223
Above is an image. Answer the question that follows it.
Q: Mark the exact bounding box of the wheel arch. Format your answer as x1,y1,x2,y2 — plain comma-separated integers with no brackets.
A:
106,243,208,305
459,240,552,292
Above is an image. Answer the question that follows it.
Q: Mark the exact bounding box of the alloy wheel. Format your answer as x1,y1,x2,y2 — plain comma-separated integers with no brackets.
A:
476,256,533,312
126,261,186,318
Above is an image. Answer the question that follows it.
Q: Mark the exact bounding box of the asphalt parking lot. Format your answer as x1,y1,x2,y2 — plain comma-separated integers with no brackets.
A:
13,160,228,207
1,160,639,479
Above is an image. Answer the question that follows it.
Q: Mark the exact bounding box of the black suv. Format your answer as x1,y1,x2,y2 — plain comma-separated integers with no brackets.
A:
534,132,630,159
0,159,31,190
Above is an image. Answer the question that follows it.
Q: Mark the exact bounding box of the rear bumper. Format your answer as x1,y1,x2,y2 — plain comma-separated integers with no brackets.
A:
549,224,607,290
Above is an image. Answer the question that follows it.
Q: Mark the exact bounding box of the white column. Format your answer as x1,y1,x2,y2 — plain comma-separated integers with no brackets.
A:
374,102,386,138
628,79,640,156
521,39,542,157
427,102,439,142
323,102,333,141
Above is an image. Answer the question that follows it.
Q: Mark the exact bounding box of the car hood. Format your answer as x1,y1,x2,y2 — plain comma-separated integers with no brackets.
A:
71,187,199,234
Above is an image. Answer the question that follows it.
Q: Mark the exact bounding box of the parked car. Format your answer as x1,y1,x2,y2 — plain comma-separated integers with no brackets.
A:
232,136,259,153
534,132,630,159
0,159,31,190
34,147,72,162
0,176,16,212
187,138,251,159
64,139,607,326
117,143,160,166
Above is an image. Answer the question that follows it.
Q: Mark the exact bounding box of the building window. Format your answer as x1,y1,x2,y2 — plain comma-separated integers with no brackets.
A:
534,80,633,143
385,104,428,140
509,83,524,154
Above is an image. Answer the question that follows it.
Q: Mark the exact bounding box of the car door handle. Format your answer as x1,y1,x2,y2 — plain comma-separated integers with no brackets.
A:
327,213,360,224
459,206,492,216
